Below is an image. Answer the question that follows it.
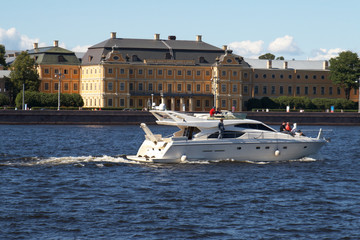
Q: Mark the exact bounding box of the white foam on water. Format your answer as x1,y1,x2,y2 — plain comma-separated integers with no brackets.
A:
2,155,320,167
3,155,141,167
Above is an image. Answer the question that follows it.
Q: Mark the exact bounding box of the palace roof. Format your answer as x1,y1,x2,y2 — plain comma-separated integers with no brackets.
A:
82,34,227,66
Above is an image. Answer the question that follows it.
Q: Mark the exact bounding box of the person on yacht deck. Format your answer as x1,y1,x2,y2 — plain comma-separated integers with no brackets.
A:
209,107,216,117
218,118,225,139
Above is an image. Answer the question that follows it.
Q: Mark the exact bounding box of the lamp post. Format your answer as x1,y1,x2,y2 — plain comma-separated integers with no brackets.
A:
22,82,25,110
55,72,64,110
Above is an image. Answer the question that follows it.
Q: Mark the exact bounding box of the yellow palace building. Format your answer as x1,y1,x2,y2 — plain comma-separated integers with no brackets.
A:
80,32,358,111
26,32,356,111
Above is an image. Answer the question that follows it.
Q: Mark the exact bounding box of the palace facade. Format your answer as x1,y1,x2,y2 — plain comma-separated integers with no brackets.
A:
28,41,81,95
24,33,358,111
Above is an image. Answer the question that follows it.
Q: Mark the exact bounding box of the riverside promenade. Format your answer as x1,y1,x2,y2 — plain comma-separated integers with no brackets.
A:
0,110,359,125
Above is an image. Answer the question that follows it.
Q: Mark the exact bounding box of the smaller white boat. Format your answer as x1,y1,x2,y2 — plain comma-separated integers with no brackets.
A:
126,110,327,163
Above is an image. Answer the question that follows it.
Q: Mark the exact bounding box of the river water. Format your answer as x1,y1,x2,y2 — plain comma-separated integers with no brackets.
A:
1,124,359,239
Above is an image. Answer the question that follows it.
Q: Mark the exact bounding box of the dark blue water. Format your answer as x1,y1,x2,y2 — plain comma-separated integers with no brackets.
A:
1,124,360,239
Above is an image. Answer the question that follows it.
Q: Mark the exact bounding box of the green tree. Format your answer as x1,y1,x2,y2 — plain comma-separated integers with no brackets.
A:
9,51,40,104
0,93,10,106
0,44,6,68
259,53,275,60
276,56,284,60
329,51,360,100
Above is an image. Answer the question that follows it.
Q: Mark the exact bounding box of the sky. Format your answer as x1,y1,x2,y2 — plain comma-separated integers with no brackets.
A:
1,0,359,60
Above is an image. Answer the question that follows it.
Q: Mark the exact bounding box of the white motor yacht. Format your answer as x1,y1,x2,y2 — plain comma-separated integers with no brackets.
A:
126,110,327,163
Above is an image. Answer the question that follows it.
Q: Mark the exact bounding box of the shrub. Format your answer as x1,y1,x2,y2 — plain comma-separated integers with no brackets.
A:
0,93,10,106
15,91,84,108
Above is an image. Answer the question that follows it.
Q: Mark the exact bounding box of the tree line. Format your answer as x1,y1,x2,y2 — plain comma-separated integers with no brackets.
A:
246,96,356,111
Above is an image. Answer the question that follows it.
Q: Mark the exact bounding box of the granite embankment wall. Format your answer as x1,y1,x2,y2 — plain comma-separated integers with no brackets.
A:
0,110,359,125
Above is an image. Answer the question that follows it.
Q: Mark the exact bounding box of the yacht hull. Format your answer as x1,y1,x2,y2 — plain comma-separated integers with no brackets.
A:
127,138,326,163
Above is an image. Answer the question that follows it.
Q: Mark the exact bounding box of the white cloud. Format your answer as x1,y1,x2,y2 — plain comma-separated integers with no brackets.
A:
71,45,91,52
0,27,42,50
309,48,344,60
268,35,302,55
228,40,264,58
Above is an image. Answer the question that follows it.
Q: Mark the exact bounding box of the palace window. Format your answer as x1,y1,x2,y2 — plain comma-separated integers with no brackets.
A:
138,83,143,91
138,69,143,75
337,87,341,95
158,83,162,91
108,99,113,107
139,99,143,107
244,72,248,79
321,87,325,95
255,74,259,79
196,84,201,91
254,86,259,94
149,83,153,91
187,70,192,76
148,69,153,75
120,98,125,107
232,84,237,93
263,74,267,79
129,69,133,74
206,71,210,76
120,68,125,74
271,86,276,94
329,87,333,95
108,82,113,91
221,84,227,93
296,86,300,95
305,86,309,95
205,84,210,92
243,86,248,94
168,84,172,93
168,70,172,76
55,83,59,91
108,68,113,74
129,83,134,91
120,82,125,91
74,83,78,91
196,70,201,76
280,86,284,94
177,70,182,76
288,86,292,95
187,84,191,92
221,100,226,108
222,71,226,76
158,69,163,75
44,68,49,74
196,100,201,107
64,83,69,91
313,87,317,95
177,84,182,91
44,83,49,90
263,86,267,94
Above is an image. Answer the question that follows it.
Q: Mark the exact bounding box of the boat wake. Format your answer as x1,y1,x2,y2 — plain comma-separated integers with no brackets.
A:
0,155,319,167
0,155,139,167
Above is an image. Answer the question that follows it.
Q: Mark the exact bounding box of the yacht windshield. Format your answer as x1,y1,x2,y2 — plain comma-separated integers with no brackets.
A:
234,123,275,132
208,131,245,139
